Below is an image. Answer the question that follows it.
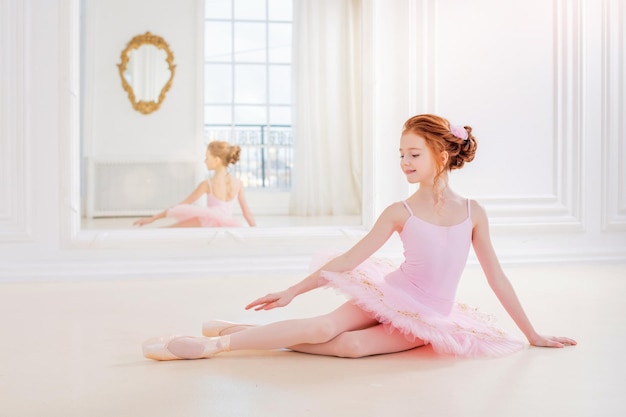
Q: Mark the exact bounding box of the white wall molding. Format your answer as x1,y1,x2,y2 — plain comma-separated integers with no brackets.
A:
58,0,82,246
602,0,626,231
551,0,585,228
0,255,312,283
2,244,624,283
0,0,32,242
403,0,586,231
469,0,584,231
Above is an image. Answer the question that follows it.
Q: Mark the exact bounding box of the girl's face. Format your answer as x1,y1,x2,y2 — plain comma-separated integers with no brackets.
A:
399,132,438,184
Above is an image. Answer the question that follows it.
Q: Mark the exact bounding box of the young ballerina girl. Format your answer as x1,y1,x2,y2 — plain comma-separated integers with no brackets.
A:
142,114,576,360
133,140,256,228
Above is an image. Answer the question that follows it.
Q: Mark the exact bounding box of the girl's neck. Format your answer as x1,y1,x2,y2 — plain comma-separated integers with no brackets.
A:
212,166,229,177
414,187,446,201
413,178,453,206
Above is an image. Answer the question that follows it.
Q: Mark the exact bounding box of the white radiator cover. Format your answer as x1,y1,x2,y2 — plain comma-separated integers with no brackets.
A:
85,159,199,217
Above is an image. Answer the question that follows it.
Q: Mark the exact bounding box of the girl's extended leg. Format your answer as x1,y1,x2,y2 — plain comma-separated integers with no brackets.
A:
167,218,202,228
288,324,425,358
203,319,425,358
227,302,378,351
157,302,377,359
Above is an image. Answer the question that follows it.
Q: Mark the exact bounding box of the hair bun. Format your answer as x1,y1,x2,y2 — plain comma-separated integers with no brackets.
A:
450,126,476,170
229,145,241,165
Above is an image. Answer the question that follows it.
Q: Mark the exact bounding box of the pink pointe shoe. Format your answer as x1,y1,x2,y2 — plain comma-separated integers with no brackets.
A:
142,334,230,361
202,320,253,337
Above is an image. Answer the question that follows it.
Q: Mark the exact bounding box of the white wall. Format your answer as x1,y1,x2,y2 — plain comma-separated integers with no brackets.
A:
363,0,626,263
0,0,624,282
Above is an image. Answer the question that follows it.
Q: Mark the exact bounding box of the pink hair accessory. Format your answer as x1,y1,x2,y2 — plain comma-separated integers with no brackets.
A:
450,124,468,141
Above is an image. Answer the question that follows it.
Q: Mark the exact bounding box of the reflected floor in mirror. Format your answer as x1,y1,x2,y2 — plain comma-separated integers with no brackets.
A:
1,263,624,416
81,215,362,229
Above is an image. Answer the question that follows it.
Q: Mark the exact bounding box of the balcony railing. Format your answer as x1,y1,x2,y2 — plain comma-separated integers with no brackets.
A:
204,124,293,190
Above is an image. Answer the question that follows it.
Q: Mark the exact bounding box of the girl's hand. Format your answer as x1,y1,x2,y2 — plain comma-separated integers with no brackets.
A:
133,217,154,227
529,334,577,348
245,290,296,311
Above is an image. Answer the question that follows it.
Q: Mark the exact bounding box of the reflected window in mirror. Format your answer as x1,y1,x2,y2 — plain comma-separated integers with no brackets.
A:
204,0,293,206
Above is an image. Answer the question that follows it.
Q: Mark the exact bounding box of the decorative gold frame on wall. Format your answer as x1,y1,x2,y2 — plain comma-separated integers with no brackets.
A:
117,32,176,115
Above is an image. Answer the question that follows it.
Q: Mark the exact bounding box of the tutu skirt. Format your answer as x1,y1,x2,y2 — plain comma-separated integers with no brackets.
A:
317,255,525,358
166,204,242,227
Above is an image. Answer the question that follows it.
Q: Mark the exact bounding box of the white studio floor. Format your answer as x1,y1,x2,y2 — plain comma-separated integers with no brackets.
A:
81,214,363,229
1,262,624,417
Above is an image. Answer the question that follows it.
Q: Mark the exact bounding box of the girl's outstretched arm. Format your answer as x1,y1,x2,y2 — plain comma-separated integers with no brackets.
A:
470,200,577,348
133,181,209,226
245,202,407,311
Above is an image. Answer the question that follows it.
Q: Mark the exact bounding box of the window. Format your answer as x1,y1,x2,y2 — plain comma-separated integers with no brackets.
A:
204,0,293,190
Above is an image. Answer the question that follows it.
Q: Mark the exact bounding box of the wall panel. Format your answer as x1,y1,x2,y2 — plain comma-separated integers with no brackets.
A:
602,0,626,231
0,0,31,242
419,0,584,229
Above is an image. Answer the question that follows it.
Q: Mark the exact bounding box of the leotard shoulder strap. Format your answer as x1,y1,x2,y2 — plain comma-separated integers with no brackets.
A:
401,200,414,216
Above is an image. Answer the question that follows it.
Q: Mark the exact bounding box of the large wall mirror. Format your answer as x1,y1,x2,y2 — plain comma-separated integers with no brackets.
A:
77,0,377,245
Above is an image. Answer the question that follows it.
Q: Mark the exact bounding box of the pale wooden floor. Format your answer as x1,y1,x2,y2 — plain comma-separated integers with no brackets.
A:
81,214,363,229
1,262,624,417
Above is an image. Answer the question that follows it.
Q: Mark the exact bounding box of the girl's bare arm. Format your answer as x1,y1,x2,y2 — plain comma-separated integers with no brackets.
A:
246,203,406,311
471,200,576,347
133,182,209,226
237,184,256,227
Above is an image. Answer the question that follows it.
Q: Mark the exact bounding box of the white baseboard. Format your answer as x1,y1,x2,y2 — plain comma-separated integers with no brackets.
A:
1,246,624,283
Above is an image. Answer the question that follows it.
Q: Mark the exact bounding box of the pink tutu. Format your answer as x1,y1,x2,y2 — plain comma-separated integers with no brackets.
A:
316,255,525,358
166,204,242,227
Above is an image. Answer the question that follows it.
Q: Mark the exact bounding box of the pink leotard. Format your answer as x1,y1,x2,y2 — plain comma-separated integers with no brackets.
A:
166,179,242,227
319,199,525,358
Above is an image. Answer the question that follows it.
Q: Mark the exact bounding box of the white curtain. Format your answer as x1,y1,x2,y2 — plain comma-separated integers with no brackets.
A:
289,0,362,216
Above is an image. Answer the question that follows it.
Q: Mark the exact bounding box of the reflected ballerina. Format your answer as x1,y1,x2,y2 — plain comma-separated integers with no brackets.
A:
133,141,256,228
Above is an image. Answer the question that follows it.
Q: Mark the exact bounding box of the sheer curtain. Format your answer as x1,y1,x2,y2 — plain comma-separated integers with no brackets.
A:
289,0,362,216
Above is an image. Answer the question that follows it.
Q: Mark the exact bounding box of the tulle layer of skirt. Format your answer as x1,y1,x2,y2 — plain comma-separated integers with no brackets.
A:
317,256,525,358
166,204,242,227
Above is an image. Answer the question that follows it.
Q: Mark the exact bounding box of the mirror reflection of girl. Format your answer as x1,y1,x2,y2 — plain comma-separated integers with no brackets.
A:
133,141,256,228
142,114,576,361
